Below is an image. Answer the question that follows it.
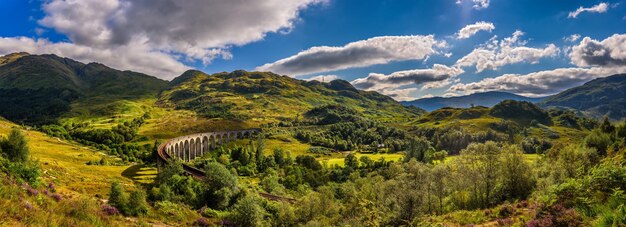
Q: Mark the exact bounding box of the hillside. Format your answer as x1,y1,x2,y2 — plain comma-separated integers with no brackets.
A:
409,100,593,155
401,91,544,111
159,70,424,124
540,73,626,120
0,53,168,125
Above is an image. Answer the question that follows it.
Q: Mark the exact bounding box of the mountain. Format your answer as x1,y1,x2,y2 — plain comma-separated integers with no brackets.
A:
0,53,169,125
401,91,544,111
159,70,424,122
540,74,626,120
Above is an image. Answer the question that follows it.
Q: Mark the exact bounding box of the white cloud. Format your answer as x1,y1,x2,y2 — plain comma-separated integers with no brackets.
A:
0,0,324,79
457,21,495,39
378,87,419,101
455,30,559,72
306,75,339,82
351,64,464,92
420,94,435,99
448,66,626,97
570,34,626,67
456,0,490,9
568,2,609,18
0,37,189,79
256,35,447,76
564,34,581,43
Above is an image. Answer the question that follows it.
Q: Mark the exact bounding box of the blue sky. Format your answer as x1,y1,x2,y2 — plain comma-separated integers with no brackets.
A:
0,0,625,100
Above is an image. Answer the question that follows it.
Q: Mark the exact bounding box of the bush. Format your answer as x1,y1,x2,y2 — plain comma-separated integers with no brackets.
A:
584,129,612,156
108,181,128,213
230,194,267,227
128,190,149,216
0,129,29,162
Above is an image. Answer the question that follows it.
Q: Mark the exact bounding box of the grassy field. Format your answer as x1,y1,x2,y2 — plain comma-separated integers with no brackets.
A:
0,118,156,197
443,153,540,164
0,118,206,225
320,153,404,167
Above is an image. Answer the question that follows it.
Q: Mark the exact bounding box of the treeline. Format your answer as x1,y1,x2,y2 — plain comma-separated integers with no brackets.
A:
40,113,154,163
153,139,536,225
295,121,408,152
0,88,79,125
276,105,410,152
414,125,508,154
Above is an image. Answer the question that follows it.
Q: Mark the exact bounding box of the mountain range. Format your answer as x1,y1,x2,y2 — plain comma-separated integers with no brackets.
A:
0,53,167,125
1,52,625,125
401,91,545,111
540,74,626,120
0,53,421,126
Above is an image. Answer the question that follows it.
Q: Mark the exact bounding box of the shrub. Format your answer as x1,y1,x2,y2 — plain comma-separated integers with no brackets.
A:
101,204,120,216
195,217,211,226
108,181,128,213
584,129,612,156
128,190,149,216
230,195,267,227
0,129,29,162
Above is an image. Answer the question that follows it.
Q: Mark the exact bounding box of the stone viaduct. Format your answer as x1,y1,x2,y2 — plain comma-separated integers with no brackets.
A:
156,128,297,203
156,129,261,178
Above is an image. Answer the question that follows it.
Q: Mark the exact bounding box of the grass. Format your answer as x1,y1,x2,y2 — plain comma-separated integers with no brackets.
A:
265,138,311,157
0,118,206,225
121,164,158,185
320,153,404,167
0,119,135,197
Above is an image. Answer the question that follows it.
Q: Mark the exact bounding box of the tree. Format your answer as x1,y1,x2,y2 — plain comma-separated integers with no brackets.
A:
404,137,433,163
585,129,612,156
600,116,615,134
128,190,149,216
230,194,267,227
204,162,239,209
500,145,535,200
0,129,29,162
459,141,501,208
109,181,128,213
431,164,449,214
345,153,359,170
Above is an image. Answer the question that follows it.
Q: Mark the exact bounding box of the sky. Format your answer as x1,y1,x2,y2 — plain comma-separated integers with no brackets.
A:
0,0,625,101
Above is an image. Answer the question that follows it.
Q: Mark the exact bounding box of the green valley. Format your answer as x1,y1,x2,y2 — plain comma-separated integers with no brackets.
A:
0,53,625,226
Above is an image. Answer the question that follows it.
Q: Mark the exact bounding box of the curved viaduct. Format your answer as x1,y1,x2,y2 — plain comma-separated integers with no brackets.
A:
157,129,261,178
156,128,296,203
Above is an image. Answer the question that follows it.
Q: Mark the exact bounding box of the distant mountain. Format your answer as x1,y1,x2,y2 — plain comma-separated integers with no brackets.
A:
540,74,626,120
401,91,544,111
0,53,168,125
159,70,424,122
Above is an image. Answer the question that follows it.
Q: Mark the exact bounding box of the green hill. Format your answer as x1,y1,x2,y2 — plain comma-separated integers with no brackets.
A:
410,100,592,154
0,53,168,125
540,74,626,120
159,70,423,124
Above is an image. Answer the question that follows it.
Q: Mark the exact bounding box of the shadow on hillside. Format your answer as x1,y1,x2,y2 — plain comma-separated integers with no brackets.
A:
121,164,157,185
